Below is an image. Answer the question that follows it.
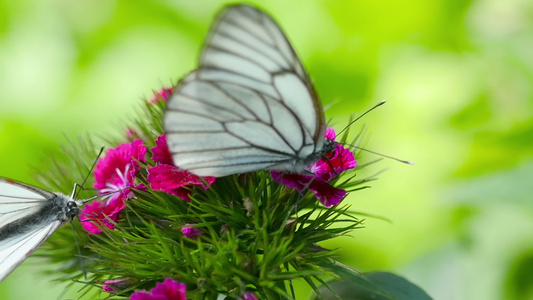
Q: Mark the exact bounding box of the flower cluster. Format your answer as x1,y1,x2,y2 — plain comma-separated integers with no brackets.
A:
69,87,362,299
80,139,147,234
83,126,354,234
81,85,356,236
80,88,216,234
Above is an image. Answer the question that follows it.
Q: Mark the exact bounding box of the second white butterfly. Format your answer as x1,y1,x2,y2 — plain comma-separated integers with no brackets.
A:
164,4,334,177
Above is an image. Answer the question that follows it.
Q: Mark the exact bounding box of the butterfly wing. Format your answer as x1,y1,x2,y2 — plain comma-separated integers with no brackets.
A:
0,178,63,282
0,221,61,282
164,4,326,177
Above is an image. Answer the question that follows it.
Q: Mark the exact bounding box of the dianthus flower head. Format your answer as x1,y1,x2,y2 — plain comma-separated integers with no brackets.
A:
147,164,215,201
181,224,203,238
80,198,122,234
148,134,216,201
149,87,173,104
151,134,173,165
82,140,147,234
243,292,259,300
130,278,186,300
94,139,147,199
103,277,136,293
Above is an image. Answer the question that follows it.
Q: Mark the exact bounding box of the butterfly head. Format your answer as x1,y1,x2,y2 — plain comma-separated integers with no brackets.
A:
66,200,80,221
308,138,336,164
322,139,336,156
284,139,336,174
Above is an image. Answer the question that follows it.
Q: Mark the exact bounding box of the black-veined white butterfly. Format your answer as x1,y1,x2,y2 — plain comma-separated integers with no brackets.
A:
0,177,88,282
164,4,335,177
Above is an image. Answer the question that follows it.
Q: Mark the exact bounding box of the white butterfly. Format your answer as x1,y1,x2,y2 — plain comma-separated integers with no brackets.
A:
164,4,334,177
0,177,86,282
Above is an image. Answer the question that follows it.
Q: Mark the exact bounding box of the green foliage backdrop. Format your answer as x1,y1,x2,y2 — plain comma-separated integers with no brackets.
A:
1,0,532,299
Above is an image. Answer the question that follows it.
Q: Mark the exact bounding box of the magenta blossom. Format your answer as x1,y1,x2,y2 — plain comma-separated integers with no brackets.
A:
310,142,357,182
147,134,216,201
103,277,136,293
181,224,203,238
152,134,173,165
81,140,147,233
93,139,147,197
243,292,259,300
80,199,122,234
147,164,215,201
271,128,356,207
130,278,186,300
149,87,173,104
125,128,138,140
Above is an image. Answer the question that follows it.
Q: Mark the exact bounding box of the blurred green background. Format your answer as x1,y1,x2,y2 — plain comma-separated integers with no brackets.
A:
1,0,532,299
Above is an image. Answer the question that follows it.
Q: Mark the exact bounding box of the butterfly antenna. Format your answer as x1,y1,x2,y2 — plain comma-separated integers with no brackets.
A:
78,188,129,205
349,145,414,165
73,147,105,199
336,100,386,138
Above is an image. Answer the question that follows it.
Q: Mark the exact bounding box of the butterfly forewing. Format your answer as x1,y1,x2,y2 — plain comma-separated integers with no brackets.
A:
0,179,54,227
165,4,326,177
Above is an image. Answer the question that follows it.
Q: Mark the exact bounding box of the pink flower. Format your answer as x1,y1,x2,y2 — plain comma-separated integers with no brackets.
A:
311,143,357,182
103,285,115,293
243,292,259,300
271,128,356,207
149,87,173,104
82,140,147,233
125,128,143,142
130,278,186,300
181,224,202,238
103,278,136,293
148,134,216,201
94,139,147,194
80,199,122,234
147,164,215,201
151,134,173,165
270,172,347,207
325,127,336,140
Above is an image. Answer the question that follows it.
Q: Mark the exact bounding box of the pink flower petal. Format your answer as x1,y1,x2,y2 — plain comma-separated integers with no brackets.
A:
309,180,347,207
103,278,135,293
270,171,311,192
325,127,336,140
149,87,173,104
243,292,259,300
94,140,147,191
80,199,122,234
151,134,174,165
312,144,356,182
147,164,215,201
181,224,202,238
130,278,186,300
